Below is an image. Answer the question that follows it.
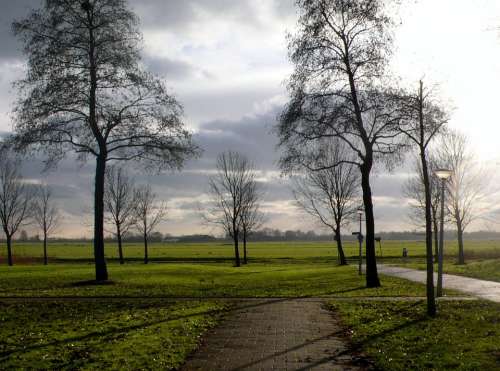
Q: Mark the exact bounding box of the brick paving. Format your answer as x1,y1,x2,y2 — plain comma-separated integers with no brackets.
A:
181,298,372,371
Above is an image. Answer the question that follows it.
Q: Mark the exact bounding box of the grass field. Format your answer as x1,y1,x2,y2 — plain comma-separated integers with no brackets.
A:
0,299,225,370
332,299,500,370
2,239,500,263
0,240,499,370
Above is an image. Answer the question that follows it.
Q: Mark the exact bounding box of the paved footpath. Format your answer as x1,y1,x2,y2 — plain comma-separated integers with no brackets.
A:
181,298,372,371
378,265,500,303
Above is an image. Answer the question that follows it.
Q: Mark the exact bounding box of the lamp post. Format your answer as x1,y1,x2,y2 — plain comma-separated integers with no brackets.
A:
357,208,363,275
435,168,452,297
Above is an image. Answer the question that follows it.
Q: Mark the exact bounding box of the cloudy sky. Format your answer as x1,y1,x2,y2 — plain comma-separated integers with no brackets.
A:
1,0,500,237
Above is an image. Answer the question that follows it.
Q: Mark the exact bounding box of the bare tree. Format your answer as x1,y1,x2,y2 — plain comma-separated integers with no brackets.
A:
435,130,485,265
206,151,257,267
292,140,359,266
397,80,448,315
277,0,404,287
12,0,199,281
239,180,264,265
403,155,442,262
33,184,59,265
104,166,137,265
0,157,31,266
134,185,166,264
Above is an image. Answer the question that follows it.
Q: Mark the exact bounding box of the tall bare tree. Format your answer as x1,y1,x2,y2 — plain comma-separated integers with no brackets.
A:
403,156,441,262
398,80,448,316
12,0,198,281
239,180,264,265
277,0,404,287
435,130,485,265
134,185,166,264
104,166,137,265
33,184,59,265
0,157,31,266
292,140,359,265
206,151,257,267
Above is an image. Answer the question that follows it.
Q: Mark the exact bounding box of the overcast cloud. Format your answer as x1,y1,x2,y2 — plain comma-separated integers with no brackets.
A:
1,0,500,237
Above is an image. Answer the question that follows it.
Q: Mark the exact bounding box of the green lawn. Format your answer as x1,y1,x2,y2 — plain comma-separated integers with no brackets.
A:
3,238,500,263
0,239,436,262
0,299,225,370
332,299,500,370
0,262,429,298
0,240,499,370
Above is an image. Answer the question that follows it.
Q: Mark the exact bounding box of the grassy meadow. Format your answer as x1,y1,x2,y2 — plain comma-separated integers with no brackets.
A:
1,239,500,370
2,238,500,263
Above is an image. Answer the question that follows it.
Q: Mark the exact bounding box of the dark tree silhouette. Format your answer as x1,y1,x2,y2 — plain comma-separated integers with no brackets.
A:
12,0,198,280
398,80,448,316
104,166,137,265
0,157,31,266
133,185,166,264
278,0,404,287
206,151,257,267
33,184,59,265
292,140,359,265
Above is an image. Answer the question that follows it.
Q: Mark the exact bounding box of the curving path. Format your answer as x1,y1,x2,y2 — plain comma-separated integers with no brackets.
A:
378,265,500,303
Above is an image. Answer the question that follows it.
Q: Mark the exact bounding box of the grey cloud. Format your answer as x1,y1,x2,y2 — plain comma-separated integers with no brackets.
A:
180,84,285,125
0,0,41,62
372,173,407,199
132,0,272,31
194,107,281,170
143,55,201,80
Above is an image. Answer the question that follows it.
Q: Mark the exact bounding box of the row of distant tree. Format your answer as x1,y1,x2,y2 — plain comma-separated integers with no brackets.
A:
0,157,168,266
14,228,500,244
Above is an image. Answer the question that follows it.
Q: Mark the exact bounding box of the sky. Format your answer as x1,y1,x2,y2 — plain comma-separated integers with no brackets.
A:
0,0,500,237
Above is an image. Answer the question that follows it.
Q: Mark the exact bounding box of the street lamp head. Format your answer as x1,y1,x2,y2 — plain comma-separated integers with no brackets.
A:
357,207,364,216
434,168,453,180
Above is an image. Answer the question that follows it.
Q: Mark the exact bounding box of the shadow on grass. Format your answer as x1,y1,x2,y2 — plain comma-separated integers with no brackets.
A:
325,286,366,295
71,280,115,287
296,311,428,370
0,298,309,361
0,301,231,360
238,302,429,371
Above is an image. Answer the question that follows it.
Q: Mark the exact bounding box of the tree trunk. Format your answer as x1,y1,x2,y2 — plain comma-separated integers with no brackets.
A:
144,232,148,264
418,81,436,316
360,161,380,288
457,218,465,265
243,228,248,265
93,155,108,281
233,228,240,267
6,234,12,266
432,208,439,263
335,228,347,266
420,148,436,317
116,224,124,265
43,231,48,266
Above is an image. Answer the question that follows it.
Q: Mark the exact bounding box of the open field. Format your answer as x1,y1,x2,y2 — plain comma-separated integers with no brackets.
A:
1,240,499,370
2,239,500,264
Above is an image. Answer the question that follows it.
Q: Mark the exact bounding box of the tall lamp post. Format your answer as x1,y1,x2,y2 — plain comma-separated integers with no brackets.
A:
357,208,363,275
435,168,452,297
